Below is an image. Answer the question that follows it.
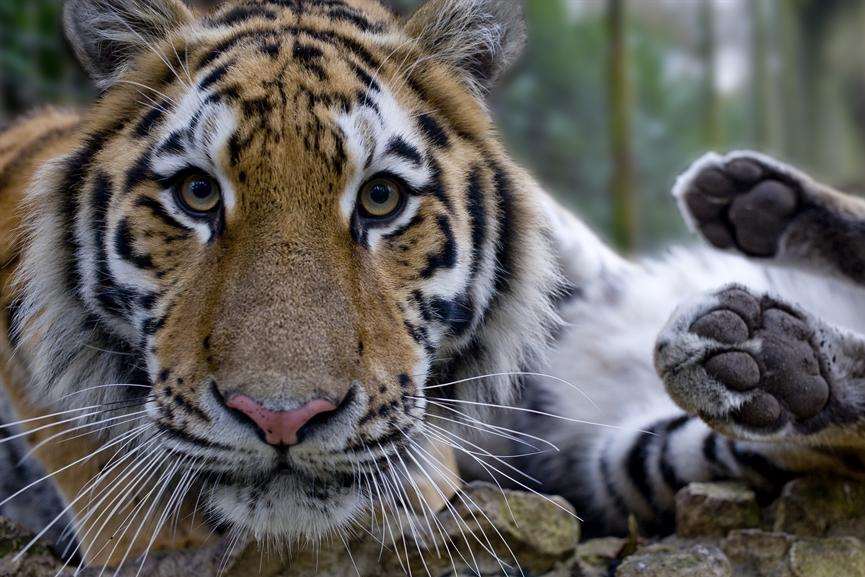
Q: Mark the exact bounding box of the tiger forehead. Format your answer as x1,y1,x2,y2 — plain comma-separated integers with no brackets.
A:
173,2,415,173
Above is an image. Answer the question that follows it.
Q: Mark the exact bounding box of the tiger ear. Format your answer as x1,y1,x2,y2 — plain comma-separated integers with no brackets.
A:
63,0,194,89
406,0,526,98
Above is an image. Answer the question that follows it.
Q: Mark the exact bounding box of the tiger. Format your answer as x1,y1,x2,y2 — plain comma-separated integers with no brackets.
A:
3,0,865,572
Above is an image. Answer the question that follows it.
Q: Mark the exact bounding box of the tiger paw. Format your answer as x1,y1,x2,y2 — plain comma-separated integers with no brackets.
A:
674,152,805,257
655,285,834,436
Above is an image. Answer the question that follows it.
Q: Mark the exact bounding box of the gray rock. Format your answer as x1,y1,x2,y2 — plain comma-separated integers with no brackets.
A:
616,543,731,577
676,482,760,538
788,537,865,577
722,529,795,577
771,477,865,538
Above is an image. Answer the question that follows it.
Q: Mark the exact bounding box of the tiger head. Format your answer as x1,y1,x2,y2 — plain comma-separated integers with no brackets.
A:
15,0,562,544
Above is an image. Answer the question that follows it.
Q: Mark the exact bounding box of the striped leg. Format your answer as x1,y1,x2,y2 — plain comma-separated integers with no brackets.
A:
581,411,848,536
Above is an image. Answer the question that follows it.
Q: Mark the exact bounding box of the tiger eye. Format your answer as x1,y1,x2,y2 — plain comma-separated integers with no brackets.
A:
177,173,221,214
358,177,405,219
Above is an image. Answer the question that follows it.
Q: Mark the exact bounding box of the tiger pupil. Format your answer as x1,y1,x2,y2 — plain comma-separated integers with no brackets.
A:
370,184,391,204
191,180,211,198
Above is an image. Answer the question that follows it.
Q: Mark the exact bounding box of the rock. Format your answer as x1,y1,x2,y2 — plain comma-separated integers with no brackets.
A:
574,537,627,577
616,543,731,577
377,482,580,576
722,529,795,577
771,477,865,538
788,537,865,577
0,517,65,577
676,482,760,538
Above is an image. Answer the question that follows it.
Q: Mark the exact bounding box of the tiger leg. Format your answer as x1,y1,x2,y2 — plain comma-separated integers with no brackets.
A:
656,284,865,448
573,410,847,536
674,150,865,285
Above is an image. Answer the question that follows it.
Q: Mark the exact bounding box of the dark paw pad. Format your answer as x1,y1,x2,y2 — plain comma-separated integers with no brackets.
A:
690,292,831,430
683,157,801,257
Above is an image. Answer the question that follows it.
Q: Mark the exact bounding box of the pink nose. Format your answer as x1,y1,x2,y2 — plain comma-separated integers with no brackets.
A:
226,395,338,446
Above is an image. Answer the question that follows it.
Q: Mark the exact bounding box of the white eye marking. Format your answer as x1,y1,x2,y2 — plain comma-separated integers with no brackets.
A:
335,86,431,248
150,89,238,243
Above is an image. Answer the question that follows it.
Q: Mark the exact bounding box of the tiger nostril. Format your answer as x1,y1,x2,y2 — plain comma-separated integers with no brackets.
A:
226,395,339,447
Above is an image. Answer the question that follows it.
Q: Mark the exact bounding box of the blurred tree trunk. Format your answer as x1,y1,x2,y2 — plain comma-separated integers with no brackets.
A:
607,0,636,252
750,0,770,148
698,0,721,149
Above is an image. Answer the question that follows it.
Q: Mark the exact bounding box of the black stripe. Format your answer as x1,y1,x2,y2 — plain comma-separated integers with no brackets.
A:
114,218,156,271
327,6,385,33
417,113,450,149
599,441,629,518
420,215,457,279
625,428,659,510
209,5,277,27
658,415,691,492
491,162,516,295
199,62,232,91
385,136,422,166
134,196,190,232
465,166,487,279
59,126,122,297
133,100,171,138
727,439,794,485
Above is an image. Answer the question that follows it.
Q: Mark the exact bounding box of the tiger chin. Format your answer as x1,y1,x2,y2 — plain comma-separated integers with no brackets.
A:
0,0,561,566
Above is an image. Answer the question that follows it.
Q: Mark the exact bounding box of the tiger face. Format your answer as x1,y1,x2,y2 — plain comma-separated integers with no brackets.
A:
13,0,561,545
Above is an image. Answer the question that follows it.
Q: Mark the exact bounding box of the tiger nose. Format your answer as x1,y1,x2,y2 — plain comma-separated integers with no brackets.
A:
226,395,338,446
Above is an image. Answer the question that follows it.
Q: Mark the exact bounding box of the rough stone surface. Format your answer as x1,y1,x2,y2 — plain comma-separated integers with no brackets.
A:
676,481,760,537
615,543,732,577
722,529,795,577
771,477,865,538
7,478,865,576
789,537,865,577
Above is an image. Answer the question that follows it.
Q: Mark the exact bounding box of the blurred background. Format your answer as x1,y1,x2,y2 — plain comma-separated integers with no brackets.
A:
2,0,864,252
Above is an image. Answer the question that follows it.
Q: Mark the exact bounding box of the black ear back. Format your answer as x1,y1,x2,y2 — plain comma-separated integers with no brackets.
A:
63,0,193,89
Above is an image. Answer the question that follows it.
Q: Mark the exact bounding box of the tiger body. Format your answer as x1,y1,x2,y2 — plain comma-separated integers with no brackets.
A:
4,0,865,572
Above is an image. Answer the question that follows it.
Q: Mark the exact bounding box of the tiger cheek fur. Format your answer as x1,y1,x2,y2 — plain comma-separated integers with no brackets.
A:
1,0,562,557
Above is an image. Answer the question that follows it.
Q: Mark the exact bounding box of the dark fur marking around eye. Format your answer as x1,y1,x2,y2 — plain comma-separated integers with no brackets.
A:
135,196,190,233
383,213,424,241
115,218,156,271
417,114,450,149
420,215,457,279
385,137,422,166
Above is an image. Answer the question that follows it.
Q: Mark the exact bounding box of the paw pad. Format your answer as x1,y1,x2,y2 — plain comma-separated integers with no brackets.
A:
682,157,801,257
690,288,831,430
